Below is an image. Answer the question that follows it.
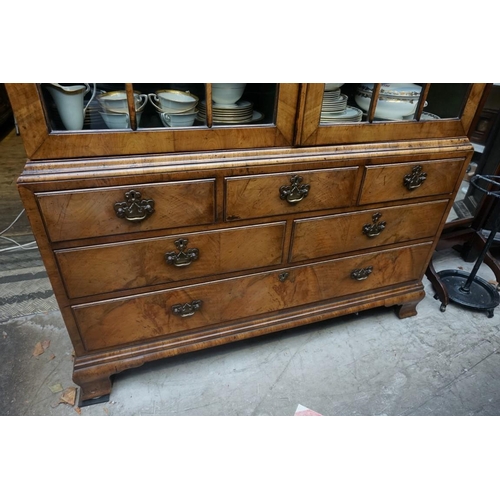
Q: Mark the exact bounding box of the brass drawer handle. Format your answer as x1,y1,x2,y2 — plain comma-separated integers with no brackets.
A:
280,175,310,204
362,212,386,238
403,165,427,190
171,300,203,318
351,266,373,281
165,238,199,267
114,189,155,222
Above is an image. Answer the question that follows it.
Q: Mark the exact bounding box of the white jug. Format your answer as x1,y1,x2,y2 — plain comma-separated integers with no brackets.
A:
45,83,96,130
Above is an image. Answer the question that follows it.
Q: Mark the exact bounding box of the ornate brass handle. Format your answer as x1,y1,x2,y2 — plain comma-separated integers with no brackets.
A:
351,266,373,281
171,300,202,318
114,189,155,222
280,175,310,204
403,165,427,191
165,238,199,267
362,213,386,238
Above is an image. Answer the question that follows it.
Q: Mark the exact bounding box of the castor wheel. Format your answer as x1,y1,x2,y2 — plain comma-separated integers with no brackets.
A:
440,303,446,312
434,294,439,300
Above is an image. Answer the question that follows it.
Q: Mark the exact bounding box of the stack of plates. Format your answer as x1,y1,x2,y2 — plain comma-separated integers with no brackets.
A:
198,100,256,124
320,105,362,124
321,91,347,113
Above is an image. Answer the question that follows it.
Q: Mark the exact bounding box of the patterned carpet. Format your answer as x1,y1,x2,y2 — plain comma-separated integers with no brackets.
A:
0,247,58,321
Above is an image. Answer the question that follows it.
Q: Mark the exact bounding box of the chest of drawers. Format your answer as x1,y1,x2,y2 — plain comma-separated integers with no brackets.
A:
17,140,473,404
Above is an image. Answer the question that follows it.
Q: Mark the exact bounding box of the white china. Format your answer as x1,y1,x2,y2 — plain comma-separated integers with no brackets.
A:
324,83,344,91
149,90,199,114
197,99,255,124
320,105,362,124
358,83,422,98
355,91,425,121
45,83,97,130
211,83,246,105
98,109,144,129
98,90,147,113
160,110,198,128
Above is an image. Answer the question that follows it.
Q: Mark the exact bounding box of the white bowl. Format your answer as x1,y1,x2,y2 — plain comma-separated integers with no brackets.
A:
160,110,197,127
98,90,147,113
149,90,199,113
324,83,344,91
355,90,424,120
211,83,246,104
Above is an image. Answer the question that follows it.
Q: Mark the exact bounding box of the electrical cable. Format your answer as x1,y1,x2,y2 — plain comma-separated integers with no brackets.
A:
0,209,38,253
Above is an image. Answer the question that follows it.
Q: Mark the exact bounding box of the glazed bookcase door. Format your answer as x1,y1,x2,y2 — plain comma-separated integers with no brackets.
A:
296,83,489,146
6,83,300,160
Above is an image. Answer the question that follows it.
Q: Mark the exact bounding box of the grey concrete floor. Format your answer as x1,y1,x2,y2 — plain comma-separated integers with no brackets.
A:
1,247,500,417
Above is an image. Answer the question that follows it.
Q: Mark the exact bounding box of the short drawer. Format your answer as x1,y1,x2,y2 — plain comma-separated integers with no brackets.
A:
290,200,448,262
359,158,465,205
73,242,432,351
56,222,286,298
225,167,358,220
37,179,216,242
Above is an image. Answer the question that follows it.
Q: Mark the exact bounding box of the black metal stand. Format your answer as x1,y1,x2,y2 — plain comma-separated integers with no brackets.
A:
435,174,500,317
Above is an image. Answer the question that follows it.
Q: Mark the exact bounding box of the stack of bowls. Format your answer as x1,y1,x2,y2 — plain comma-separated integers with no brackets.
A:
97,90,147,129
354,83,424,121
149,89,199,128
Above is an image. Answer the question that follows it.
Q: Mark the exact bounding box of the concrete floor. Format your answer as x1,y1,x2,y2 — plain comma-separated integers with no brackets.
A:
1,246,499,416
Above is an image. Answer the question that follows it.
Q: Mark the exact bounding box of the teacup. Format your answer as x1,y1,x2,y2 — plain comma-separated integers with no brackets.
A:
160,110,197,128
98,90,147,113
149,90,199,113
99,109,143,129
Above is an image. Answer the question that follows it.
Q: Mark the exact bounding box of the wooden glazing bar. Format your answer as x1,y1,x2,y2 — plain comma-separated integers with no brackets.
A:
205,83,213,128
125,83,137,130
367,83,381,123
414,83,431,120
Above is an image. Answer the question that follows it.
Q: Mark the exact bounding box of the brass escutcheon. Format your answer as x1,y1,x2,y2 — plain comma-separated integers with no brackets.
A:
280,175,310,204
165,238,199,267
114,189,155,222
351,266,373,281
403,165,427,190
171,300,203,318
362,212,386,238
278,272,289,282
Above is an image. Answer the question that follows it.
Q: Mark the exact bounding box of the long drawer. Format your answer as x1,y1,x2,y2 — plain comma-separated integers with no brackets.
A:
73,242,433,351
225,167,358,220
359,158,465,205
56,222,286,298
290,200,448,262
37,179,216,242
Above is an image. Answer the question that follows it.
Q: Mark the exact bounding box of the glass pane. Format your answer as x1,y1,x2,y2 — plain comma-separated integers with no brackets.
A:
320,83,471,125
40,83,130,131
133,83,207,129
423,83,470,119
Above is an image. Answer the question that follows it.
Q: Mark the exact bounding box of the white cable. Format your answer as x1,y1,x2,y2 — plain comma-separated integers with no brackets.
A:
0,208,38,253
0,208,26,236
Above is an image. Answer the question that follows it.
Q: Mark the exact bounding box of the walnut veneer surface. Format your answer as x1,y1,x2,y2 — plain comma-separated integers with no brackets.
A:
15,141,472,403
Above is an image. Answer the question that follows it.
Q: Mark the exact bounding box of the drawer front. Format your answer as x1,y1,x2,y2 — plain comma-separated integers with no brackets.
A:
37,179,216,242
73,242,432,351
359,158,465,205
225,167,358,220
290,200,448,262
56,222,286,298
